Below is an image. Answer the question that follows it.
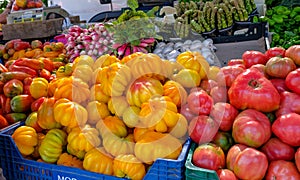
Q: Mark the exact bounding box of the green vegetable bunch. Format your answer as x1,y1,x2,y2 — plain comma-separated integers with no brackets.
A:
260,5,300,48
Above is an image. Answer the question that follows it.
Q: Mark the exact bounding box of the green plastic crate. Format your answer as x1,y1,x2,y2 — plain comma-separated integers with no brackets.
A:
185,142,220,180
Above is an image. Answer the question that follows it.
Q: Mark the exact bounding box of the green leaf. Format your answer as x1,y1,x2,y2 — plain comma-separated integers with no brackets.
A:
127,0,139,11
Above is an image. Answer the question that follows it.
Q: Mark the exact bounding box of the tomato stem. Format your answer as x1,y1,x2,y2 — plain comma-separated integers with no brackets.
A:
248,79,260,88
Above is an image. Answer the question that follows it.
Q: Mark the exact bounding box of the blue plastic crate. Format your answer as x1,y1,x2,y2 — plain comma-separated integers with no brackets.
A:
0,122,191,180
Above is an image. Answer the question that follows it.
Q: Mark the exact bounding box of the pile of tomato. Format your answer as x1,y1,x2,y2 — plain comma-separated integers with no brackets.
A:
183,45,300,179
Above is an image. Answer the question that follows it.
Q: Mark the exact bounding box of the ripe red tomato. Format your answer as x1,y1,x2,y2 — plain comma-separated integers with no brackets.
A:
179,103,197,122
270,78,289,93
0,114,9,129
226,144,248,170
192,143,225,171
275,91,300,117
210,102,239,131
188,115,219,144
295,148,300,172
232,109,271,148
199,79,218,94
285,45,300,65
210,86,228,103
242,50,268,68
265,46,286,59
187,89,214,116
217,169,237,180
227,59,245,67
265,57,296,78
285,68,300,95
265,160,300,180
249,63,268,78
272,113,300,147
228,68,281,112
229,145,268,180
261,137,295,161
216,65,245,87
3,79,24,98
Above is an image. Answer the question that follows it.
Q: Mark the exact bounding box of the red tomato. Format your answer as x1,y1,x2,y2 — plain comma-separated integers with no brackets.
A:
265,57,296,79
38,69,51,81
285,68,300,95
272,113,300,147
270,78,289,93
242,50,268,68
227,59,245,67
199,79,218,94
210,102,239,131
295,148,300,172
210,86,228,103
212,131,234,152
179,103,197,122
261,137,295,161
216,65,245,87
192,143,225,171
0,114,9,129
217,169,237,180
187,89,214,116
275,91,300,117
3,79,24,98
232,146,268,179
31,97,46,112
226,144,248,170
250,63,268,78
265,160,300,180
285,45,300,65
265,46,286,59
188,115,219,144
228,68,281,112
232,109,271,148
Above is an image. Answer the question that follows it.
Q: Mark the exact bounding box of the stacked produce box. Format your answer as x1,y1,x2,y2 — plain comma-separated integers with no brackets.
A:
0,0,299,179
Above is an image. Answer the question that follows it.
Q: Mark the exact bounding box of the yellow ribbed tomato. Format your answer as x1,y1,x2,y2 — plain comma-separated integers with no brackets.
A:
102,133,135,157
96,116,127,138
113,154,146,180
163,80,187,107
160,60,184,79
83,147,114,175
172,68,201,88
120,52,144,64
134,131,182,164
126,53,163,79
53,76,90,104
93,62,132,97
53,98,88,128
94,54,120,69
86,100,110,125
12,126,38,156
29,77,49,99
169,114,188,139
37,97,61,130
39,128,67,163
139,95,179,133
107,96,129,117
122,106,141,128
67,125,101,160
133,127,153,142
32,132,45,159
126,77,164,107
72,64,94,85
176,51,210,79
89,84,110,103
73,55,94,69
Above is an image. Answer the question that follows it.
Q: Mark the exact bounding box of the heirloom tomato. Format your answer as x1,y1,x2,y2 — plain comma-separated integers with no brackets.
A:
188,115,219,144
265,160,300,180
179,103,197,122
210,102,238,131
265,46,286,59
199,79,218,94
227,59,245,67
228,68,280,112
270,78,288,93
30,97,46,112
261,137,295,161
3,79,23,98
215,65,244,87
295,148,300,172
212,131,234,152
242,50,268,68
272,113,300,146
232,109,271,148
285,45,300,65
209,86,228,103
113,154,146,179
275,91,300,117
217,169,237,180
10,94,34,113
192,143,225,171
227,145,268,180
12,126,38,156
187,89,213,116
285,68,300,95
265,57,296,78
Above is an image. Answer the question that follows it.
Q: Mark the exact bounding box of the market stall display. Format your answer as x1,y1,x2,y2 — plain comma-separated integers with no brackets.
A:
0,0,300,179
